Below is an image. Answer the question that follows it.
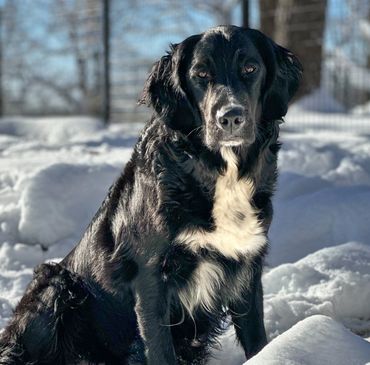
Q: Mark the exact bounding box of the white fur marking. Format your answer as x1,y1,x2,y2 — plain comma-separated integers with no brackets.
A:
220,140,243,147
178,261,224,314
177,147,266,259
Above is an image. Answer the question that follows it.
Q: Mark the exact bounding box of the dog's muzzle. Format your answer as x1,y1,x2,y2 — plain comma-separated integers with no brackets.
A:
215,105,253,146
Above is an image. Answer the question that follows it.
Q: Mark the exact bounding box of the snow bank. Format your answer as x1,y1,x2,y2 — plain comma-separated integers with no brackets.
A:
291,88,346,114
18,163,120,246
269,132,370,265
0,117,103,143
246,315,370,365
264,242,370,339
269,182,370,265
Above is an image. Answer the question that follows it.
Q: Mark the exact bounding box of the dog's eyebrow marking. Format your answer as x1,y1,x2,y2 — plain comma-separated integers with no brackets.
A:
176,148,267,260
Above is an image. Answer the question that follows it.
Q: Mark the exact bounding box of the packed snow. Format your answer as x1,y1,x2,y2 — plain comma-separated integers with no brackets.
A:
247,315,370,365
0,113,370,364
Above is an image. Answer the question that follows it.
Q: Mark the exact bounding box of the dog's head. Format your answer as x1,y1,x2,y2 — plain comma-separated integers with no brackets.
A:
140,25,302,151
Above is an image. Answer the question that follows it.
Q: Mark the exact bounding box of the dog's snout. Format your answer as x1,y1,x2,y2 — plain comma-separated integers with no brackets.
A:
217,107,245,134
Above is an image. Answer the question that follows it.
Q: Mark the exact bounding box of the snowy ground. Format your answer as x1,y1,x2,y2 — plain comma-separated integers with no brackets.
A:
0,113,370,364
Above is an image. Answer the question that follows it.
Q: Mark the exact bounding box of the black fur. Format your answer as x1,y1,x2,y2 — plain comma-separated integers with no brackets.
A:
0,26,302,364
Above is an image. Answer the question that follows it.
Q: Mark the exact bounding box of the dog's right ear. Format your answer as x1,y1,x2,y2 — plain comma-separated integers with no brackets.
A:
139,35,202,132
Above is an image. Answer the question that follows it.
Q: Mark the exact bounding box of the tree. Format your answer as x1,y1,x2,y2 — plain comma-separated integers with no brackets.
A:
260,0,328,97
2,0,103,115
322,0,370,109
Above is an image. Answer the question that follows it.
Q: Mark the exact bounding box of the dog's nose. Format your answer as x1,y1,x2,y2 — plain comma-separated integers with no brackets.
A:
217,107,245,134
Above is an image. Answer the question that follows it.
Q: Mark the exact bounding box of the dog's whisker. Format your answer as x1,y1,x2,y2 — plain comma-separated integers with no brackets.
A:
160,304,185,327
186,125,203,138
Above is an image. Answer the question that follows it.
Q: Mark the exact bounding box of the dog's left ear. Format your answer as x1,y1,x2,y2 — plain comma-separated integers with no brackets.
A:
249,28,303,122
139,34,202,132
262,43,303,121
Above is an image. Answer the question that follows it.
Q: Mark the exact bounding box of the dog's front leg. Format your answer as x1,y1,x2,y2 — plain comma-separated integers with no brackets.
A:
134,271,177,365
229,266,267,360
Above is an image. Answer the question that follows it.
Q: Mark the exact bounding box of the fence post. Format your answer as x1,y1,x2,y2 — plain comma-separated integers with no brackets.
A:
242,0,249,28
102,0,110,125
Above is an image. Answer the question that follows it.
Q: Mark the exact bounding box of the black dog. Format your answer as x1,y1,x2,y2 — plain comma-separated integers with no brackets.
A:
0,25,301,365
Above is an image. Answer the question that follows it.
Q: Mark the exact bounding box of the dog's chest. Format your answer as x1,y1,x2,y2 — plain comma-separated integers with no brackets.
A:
162,245,248,315
176,148,266,259
177,258,248,315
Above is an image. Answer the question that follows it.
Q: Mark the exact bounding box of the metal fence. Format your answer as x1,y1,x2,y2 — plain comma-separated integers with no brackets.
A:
2,0,104,116
107,0,238,123
1,0,370,125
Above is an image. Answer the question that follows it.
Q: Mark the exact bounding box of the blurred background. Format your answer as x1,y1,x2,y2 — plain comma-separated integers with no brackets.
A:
1,0,370,126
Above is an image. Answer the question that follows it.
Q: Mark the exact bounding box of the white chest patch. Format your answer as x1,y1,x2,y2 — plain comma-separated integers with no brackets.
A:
176,147,267,260
178,261,224,315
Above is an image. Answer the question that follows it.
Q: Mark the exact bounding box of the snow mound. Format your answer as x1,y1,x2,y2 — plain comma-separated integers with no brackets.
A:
263,242,370,339
269,180,370,265
0,117,103,143
246,315,370,365
269,134,370,264
352,101,370,116
291,87,346,114
18,163,120,246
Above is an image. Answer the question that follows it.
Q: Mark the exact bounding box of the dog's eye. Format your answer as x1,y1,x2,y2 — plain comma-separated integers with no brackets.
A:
242,64,257,75
197,71,210,79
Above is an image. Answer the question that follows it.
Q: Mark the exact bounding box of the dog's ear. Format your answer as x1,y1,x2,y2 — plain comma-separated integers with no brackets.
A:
262,43,303,121
249,29,303,122
139,34,202,132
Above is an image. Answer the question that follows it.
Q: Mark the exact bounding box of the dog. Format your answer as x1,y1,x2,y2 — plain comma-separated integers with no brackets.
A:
0,25,302,365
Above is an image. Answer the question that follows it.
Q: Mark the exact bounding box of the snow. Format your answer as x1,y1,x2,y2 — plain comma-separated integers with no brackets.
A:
263,242,370,339
1,115,370,364
0,116,104,144
246,315,370,365
291,87,346,114
352,100,370,116
19,163,119,247
285,108,370,133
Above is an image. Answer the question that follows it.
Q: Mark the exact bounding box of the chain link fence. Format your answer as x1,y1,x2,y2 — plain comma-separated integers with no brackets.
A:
1,0,370,126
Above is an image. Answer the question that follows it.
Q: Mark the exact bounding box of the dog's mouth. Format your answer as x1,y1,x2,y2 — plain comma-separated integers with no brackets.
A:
220,138,244,147
204,124,256,151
